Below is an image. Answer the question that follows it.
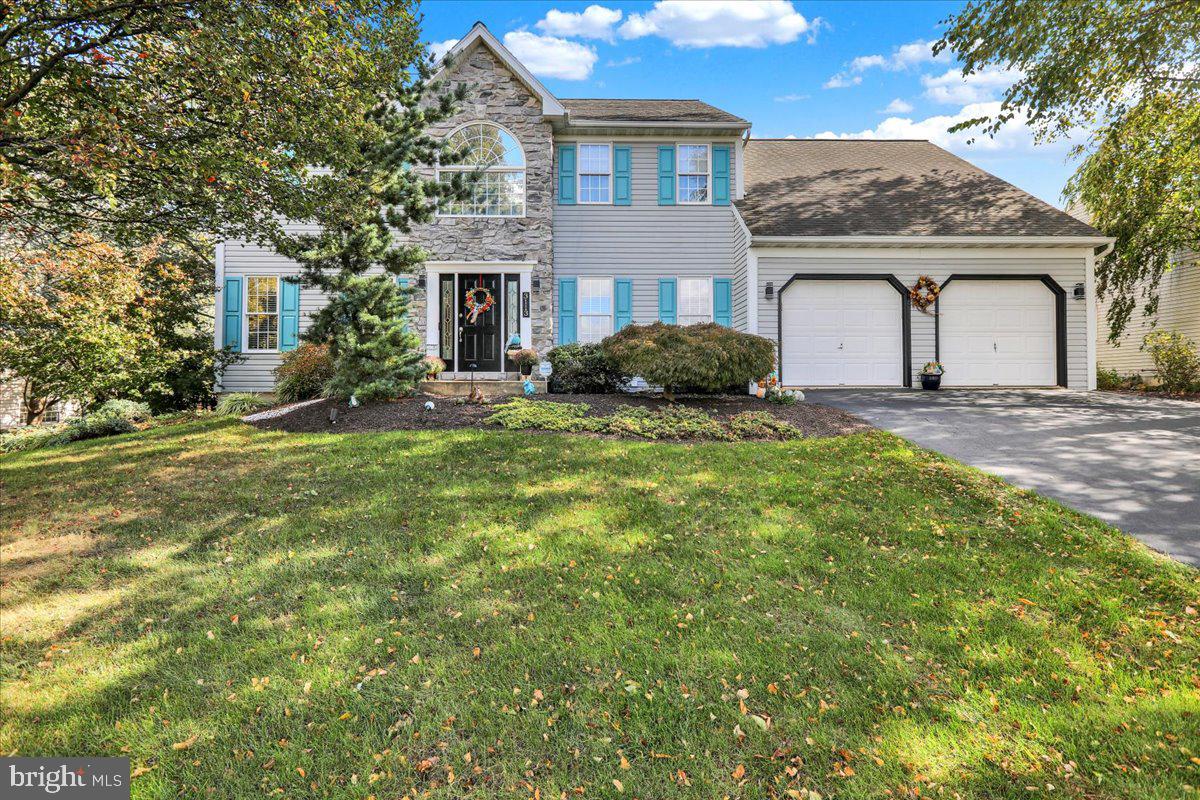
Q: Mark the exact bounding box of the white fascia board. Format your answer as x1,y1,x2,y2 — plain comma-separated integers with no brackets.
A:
564,119,750,131
433,24,566,117
751,235,1115,248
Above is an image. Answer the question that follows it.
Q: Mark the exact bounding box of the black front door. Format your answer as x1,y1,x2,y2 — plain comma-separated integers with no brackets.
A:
458,273,502,371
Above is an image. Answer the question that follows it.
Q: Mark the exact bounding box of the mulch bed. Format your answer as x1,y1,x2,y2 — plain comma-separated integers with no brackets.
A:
248,392,872,439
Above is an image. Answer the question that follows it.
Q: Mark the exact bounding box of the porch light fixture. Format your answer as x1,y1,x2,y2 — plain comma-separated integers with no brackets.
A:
531,277,541,291
1072,282,1085,300
765,281,774,300
417,275,426,289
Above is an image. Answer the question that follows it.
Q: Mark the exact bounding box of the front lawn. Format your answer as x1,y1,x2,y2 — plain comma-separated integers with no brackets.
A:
1,419,1197,798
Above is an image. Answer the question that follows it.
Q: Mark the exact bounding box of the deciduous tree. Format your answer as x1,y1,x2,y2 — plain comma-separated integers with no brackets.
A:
936,0,1199,338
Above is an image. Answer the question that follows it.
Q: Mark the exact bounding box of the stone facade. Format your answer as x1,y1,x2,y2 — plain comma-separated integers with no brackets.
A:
404,44,555,354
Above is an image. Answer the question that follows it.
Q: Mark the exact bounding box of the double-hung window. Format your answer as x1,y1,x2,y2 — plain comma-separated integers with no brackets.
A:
678,277,713,325
677,144,710,204
578,144,612,204
578,277,614,343
246,276,280,351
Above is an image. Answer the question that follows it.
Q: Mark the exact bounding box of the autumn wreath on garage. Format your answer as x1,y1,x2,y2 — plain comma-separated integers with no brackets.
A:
909,275,941,314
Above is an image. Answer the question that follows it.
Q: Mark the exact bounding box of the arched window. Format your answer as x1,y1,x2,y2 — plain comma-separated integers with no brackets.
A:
439,122,526,217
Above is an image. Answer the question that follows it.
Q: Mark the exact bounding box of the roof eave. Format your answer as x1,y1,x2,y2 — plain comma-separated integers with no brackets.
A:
749,234,1115,248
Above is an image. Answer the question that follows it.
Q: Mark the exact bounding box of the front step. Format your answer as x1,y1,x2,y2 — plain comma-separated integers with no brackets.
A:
421,378,547,400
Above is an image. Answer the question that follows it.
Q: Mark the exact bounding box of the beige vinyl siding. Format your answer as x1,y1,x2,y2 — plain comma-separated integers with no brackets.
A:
553,140,744,329
1097,252,1200,377
754,248,1091,389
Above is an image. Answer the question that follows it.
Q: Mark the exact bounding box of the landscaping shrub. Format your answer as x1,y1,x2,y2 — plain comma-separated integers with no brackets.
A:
216,392,273,417
602,323,774,399
274,342,335,403
68,413,136,441
0,424,72,454
546,343,625,393
1144,330,1200,393
94,399,153,422
0,399,151,453
487,399,600,432
602,405,732,441
727,411,802,440
487,399,801,442
1096,367,1123,391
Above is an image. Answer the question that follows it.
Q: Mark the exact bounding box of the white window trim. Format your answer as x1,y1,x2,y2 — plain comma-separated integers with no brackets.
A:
577,142,613,205
676,275,714,325
676,143,711,206
577,276,615,343
436,120,527,219
243,275,281,353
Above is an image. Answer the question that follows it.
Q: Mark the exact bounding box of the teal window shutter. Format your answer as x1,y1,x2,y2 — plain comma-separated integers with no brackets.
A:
279,278,300,351
613,146,632,206
557,277,577,344
712,145,730,206
222,276,242,352
614,278,633,330
558,145,577,205
657,146,675,205
657,278,677,323
713,278,732,326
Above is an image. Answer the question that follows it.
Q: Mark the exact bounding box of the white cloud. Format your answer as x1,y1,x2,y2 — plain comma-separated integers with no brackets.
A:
812,101,1072,158
825,39,949,91
619,1,818,48
774,93,810,103
823,73,862,89
429,39,459,62
922,66,1020,104
882,98,914,113
606,55,641,67
536,5,623,43
501,31,598,80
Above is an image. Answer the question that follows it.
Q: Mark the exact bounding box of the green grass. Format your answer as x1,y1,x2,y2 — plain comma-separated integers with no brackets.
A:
1,418,1197,799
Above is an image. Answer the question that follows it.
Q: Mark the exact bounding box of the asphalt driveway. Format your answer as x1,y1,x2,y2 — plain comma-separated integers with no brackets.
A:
807,389,1200,567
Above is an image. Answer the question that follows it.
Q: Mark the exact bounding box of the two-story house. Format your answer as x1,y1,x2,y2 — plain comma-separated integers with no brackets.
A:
214,22,1111,394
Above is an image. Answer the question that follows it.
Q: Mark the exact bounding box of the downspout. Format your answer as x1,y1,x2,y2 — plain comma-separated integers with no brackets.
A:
1094,240,1114,259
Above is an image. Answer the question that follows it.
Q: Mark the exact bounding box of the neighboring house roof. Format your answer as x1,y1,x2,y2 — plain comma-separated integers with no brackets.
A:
736,139,1102,238
560,98,748,126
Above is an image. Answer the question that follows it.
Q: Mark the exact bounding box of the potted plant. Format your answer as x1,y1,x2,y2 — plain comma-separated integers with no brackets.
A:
422,356,446,380
920,361,944,390
510,347,540,377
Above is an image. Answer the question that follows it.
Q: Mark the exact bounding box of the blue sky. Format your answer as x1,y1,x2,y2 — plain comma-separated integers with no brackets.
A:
420,0,1083,207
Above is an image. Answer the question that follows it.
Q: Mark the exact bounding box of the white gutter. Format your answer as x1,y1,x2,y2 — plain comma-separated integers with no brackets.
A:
1094,240,1115,258
565,118,750,131
751,234,1116,248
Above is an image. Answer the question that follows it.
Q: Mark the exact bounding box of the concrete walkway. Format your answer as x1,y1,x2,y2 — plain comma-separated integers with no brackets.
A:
807,389,1200,567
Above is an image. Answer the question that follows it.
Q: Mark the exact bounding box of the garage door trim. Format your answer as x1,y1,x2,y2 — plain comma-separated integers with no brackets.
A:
777,274,912,388
934,274,1067,388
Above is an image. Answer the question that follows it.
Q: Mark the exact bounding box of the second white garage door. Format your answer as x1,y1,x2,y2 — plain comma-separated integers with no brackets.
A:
939,280,1057,387
780,279,903,386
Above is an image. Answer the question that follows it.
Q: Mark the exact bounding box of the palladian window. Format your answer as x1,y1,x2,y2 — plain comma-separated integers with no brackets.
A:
439,123,526,217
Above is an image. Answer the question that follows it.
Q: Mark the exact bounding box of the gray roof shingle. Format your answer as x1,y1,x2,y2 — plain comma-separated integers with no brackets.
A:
561,98,748,125
736,139,1100,238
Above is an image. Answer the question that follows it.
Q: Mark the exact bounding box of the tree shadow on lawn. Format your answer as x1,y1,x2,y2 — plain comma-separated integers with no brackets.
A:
1,418,1197,799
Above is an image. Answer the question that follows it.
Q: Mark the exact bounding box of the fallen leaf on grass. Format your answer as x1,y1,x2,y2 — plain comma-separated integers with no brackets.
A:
171,734,198,750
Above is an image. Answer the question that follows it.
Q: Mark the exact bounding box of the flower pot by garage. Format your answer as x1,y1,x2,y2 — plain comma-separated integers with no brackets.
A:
921,374,942,390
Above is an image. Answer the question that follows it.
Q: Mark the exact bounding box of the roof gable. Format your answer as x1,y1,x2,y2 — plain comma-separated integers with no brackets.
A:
433,23,565,118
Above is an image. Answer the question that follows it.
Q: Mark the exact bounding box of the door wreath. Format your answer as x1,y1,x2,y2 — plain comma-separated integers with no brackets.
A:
909,275,941,314
464,285,495,324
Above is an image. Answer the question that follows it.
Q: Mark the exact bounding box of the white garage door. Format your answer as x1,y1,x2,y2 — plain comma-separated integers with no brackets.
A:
939,280,1056,387
780,280,903,386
